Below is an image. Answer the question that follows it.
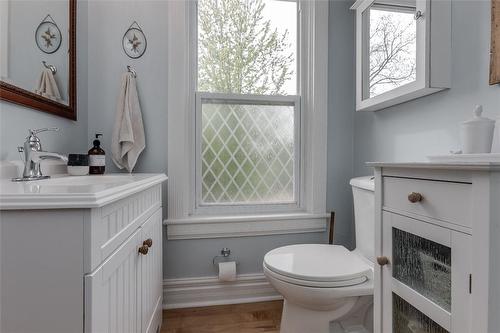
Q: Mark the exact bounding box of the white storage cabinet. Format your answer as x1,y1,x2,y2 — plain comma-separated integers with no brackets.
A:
371,163,500,333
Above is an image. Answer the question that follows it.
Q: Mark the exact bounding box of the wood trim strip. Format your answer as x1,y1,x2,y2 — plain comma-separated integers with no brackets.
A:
0,0,77,120
491,0,500,85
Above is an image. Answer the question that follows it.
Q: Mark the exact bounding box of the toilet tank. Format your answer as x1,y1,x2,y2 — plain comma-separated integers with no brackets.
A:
350,176,375,263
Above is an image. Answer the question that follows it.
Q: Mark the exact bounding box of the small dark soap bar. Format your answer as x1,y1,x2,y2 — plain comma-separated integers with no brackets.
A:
67,154,89,166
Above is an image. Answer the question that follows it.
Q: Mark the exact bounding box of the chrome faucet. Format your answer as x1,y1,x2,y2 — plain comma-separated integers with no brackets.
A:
12,128,68,182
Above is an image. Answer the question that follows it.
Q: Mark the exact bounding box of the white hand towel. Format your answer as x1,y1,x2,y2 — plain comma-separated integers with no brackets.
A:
111,72,146,172
34,68,61,102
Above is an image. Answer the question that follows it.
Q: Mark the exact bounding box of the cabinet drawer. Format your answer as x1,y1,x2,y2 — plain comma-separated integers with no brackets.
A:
383,176,472,228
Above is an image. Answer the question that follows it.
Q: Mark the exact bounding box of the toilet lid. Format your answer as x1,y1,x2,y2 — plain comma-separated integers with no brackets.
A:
263,244,372,284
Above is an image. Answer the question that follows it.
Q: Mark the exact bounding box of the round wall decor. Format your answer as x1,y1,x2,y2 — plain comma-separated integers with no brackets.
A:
122,21,147,59
35,14,62,54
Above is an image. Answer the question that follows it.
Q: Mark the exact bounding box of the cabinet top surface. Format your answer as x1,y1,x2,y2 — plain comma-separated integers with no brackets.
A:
0,173,167,210
367,161,500,171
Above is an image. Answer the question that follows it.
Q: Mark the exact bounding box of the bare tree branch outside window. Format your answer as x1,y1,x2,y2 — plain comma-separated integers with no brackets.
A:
369,7,417,97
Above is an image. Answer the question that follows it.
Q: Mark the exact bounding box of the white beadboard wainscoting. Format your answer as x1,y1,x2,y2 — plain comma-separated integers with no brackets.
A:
163,273,282,309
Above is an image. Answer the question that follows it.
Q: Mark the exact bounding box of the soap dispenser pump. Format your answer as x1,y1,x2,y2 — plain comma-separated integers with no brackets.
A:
88,134,106,174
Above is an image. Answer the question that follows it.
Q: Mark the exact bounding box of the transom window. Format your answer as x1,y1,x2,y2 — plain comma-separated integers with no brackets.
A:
195,0,300,208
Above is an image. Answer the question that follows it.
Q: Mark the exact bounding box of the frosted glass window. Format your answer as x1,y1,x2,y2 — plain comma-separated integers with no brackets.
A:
200,99,296,204
392,228,451,311
393,293,449,333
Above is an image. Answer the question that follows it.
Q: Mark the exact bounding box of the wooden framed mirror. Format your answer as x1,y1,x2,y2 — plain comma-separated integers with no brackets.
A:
491,0,500,85
0,0,76,120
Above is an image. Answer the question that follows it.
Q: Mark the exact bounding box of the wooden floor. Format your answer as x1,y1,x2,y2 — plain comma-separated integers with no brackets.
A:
161,300,283,333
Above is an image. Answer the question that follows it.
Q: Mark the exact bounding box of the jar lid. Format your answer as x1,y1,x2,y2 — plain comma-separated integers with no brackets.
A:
462,105,495,125
68,154,89,166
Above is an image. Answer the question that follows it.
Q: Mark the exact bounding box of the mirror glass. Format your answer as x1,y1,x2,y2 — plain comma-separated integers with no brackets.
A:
362,0,417,99
0,0,70,105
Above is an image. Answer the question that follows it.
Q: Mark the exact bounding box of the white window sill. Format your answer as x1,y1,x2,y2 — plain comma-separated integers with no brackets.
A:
164,213,329,240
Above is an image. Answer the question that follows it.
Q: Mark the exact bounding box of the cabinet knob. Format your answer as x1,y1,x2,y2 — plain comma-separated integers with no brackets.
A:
408,192,424,203
377,256,389,266
138,245,149,255
143,238,153,247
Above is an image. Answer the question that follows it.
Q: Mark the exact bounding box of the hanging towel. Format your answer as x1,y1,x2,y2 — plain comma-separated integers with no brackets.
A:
34,68,61,102
111,72,146,172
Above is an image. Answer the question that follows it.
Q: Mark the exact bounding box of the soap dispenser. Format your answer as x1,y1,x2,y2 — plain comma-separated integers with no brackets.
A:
88,134,106,174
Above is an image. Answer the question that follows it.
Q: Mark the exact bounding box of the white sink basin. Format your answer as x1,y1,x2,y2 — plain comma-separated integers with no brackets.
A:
33,175,135,186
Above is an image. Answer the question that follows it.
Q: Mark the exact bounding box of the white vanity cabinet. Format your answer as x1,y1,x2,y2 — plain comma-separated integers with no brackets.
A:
0,173,167,333
370,163,500,333
85,209,163,333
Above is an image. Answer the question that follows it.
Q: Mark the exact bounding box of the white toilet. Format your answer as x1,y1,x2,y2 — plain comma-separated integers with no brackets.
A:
263,176,375,333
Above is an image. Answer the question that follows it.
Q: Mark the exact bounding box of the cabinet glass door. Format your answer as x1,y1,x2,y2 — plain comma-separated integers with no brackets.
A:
393,293,448,333
392,228,451,311
380,212,471,333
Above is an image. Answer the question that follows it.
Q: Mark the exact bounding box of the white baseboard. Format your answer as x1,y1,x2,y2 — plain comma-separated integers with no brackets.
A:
163,273,282,309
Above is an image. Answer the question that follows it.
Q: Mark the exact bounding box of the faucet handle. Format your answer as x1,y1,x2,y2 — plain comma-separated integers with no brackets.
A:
29,128,59,136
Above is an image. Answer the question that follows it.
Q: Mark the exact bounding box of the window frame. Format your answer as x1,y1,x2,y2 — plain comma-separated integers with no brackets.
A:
166,0,329,239
192,0,303,215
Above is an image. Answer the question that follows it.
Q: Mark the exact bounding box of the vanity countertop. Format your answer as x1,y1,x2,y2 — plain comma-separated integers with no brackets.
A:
0,173,167,210
367,161,500,171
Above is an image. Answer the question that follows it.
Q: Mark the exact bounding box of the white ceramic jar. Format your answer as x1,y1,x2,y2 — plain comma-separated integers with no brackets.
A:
461,105,496,154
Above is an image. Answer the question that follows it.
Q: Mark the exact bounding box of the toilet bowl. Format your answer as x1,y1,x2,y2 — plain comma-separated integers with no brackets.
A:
263,176,375,333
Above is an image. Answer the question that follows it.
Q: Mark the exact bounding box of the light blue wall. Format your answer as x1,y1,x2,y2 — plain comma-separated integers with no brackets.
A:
84,0,357,279
0,0,357,279
86,0,168,176
2,0,497,281
327,0,356,250
85,0,169,218
0,0,88,162
354,0,500,177
165,233,327,279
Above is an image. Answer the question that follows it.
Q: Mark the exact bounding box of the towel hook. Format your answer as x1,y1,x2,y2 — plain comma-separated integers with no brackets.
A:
42,61,57,75
127,65,137,78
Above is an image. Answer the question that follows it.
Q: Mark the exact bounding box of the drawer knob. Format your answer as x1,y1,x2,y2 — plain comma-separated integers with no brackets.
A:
408,192,424,203
138,245,149,255
143,238,153,247
377,256,389,266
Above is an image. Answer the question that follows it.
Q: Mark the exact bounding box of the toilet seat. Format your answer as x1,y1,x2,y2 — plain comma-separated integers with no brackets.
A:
263,244,372,288
264,264,368,288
